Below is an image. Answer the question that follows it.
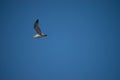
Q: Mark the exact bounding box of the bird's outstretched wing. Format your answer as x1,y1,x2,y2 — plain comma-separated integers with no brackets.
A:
34,19,42,34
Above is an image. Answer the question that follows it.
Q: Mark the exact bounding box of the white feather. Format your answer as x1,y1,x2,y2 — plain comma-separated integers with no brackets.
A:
33,34,41,38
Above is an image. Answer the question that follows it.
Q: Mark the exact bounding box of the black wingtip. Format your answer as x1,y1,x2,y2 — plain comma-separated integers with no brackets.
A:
36,19,39,23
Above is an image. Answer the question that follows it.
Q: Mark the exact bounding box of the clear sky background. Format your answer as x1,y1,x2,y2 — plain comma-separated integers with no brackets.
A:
0,0,120,80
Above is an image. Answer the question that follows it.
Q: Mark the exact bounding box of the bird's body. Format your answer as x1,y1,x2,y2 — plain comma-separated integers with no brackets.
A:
33,19,47,38
33,33,47,38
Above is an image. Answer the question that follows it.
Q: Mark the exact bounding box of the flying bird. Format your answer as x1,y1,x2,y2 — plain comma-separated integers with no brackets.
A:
33,19,47,38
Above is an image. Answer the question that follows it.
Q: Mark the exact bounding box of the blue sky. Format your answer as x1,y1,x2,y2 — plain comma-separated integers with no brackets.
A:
0,0,120,80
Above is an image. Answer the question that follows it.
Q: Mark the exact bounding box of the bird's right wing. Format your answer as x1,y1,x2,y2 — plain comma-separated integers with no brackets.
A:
34,19,42,34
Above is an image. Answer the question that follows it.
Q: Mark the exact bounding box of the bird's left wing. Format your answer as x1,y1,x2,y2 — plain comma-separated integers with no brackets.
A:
34,19,42,34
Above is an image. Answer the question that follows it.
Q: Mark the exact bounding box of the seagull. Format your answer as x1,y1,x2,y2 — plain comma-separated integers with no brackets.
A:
33,19,47,38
